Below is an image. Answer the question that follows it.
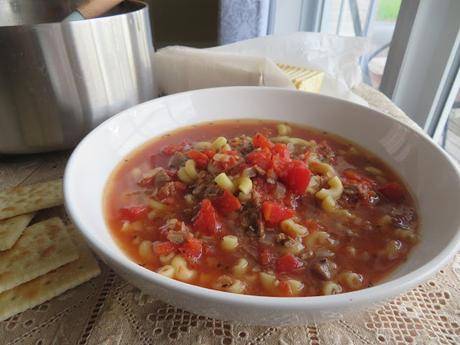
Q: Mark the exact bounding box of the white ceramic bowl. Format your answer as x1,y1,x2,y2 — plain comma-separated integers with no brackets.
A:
64,87,460,326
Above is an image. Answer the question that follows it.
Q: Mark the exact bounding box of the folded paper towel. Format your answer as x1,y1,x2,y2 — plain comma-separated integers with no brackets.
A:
154,46,294,95
153,33,368,105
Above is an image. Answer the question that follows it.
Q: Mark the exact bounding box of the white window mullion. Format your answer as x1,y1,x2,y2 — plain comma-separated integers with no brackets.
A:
380,0,460,131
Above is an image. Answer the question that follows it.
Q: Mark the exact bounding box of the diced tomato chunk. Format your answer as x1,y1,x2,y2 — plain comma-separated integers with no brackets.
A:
179,237,203,261
187,150,210,169
246,148,272,170
212,190,241,213
279,160,311,195
275,254,303,274
119,206,149,221
271,143,291,175
161,142,187,156
379,182,405,203
259,247,274,266
202,149,216,159
262,201,295,226
192,199,222,236
253,133,273,149
342,169,374,185
152,241,176,256
272,143,290,160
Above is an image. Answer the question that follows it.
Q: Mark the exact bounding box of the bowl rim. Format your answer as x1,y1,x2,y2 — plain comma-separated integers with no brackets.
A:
64,86,460,309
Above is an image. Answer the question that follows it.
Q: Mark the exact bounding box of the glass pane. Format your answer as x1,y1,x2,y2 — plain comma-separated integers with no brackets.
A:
442,89,460,164
323,0,402,88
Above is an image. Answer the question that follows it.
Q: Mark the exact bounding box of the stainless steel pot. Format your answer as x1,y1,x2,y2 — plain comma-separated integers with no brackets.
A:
0,0,156,154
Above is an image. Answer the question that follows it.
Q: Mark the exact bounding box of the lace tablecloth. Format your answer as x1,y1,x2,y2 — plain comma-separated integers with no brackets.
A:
1,84,459,345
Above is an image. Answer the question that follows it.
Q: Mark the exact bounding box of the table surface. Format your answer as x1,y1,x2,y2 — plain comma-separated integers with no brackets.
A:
1,84,459,345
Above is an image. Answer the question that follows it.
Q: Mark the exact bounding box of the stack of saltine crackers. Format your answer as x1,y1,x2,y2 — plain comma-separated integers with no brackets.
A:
0,179,100,321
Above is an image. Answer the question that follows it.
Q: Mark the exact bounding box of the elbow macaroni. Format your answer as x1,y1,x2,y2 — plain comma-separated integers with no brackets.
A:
194,141,212,150
171,255,197,282
304,230,333,249
237,176,253,194
322,281,342,295
211,136,227,150
178,160,198,184
276,123,292,136
316,176,344,200
214,173,236,193
315,176,344,212
385,240,402,260
285,279,304,296
157,265,175,278
159,252,175,265
222,143,232,151
184,159,198,179
225,279,246,294
259,272,279,293
270,136,313,147
280,218,309,237
309,161,337,178
339,271,363,290
138,240,155,261
232,258,249,277
221,235,239,251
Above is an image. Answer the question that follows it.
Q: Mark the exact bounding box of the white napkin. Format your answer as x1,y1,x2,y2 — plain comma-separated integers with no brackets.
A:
154,46,294,95
154,33,368,105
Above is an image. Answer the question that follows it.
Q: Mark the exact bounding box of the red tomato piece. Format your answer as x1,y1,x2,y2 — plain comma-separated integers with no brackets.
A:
202,149,216,159
271,143,291,175
275,254,303,274
179,237,203,261
192,199,222,236
187,150,209,169
262,201,295,226
279,160,311,195
272,143,290,160
342,169,374,185
161,142,187,156
246,148,272,170
259,246,274,266
379,182,405,203
119,206,149,221
152,241,176,256
211,190,242,213
253,133,273,149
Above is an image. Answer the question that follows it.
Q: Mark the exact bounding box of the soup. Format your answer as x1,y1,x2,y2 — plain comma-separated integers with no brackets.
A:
104,120,418,297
